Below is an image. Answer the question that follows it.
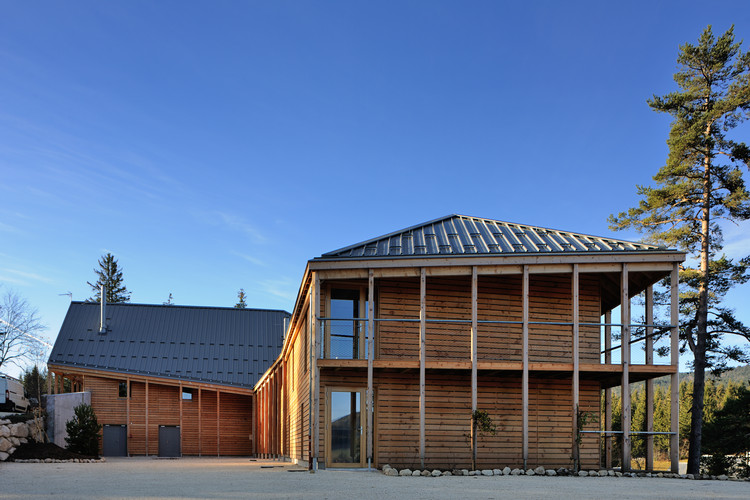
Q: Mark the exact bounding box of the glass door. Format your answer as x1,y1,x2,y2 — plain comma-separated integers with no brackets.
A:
327,389,365,467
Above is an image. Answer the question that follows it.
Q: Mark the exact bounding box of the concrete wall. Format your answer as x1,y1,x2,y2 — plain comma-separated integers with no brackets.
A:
44,392,91,448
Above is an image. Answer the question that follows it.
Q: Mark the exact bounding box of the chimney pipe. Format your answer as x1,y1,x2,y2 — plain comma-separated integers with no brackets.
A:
100,285,107,333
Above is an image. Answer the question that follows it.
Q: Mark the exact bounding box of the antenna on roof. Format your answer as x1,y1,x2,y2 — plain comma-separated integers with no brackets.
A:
58,291,73,303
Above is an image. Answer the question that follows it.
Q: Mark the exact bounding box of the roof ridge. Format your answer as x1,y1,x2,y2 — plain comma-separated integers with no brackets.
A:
71,301,291,315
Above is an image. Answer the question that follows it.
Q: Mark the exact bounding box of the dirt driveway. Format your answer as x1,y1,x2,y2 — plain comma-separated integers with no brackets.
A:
0,457,747,499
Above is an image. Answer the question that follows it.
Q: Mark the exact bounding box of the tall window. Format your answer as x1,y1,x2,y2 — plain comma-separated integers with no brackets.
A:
118,381,129,398
329,288,367,359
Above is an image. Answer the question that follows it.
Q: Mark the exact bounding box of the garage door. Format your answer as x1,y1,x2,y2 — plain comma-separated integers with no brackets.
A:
102,425,127,457
158,425,180,457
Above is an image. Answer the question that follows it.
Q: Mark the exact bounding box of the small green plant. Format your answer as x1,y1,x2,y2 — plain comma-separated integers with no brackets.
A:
471,409,496,470
65,403,102,457
573,406,598,471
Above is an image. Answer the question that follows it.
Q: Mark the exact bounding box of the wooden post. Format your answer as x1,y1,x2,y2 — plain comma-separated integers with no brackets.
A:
621,264,631,472
126,378,131,457
47,370,52,395
604,310,613,469
522,265,529,470
198,388,202,457
179,382,183,457
312,272,321,469
419,267,426,470
572,264,580,468
145,380,149,456
217,390,221,457
645,286,654,471
670,264,680,473
367,269,375,468
471,266,478,469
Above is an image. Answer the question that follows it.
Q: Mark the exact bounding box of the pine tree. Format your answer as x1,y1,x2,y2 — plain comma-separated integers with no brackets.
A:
609,25,750,475
87,253,131,303
65,403,102,457
21,364,47,401
234,288,247,309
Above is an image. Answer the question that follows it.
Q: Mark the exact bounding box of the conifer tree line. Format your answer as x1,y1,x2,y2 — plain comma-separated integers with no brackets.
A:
603,376,750,476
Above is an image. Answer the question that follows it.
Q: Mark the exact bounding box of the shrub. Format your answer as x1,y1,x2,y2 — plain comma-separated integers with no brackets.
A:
65,404,102,457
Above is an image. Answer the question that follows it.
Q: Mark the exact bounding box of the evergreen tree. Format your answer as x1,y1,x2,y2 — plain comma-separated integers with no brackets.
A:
65,403,102,457
87,253,131,303
21,364,47,401
609,26,750,475
235,288,247,309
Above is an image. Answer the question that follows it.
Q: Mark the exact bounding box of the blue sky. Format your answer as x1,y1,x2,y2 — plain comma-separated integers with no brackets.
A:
1,1,749,377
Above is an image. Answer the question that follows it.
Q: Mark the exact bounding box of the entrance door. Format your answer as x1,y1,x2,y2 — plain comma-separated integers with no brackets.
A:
102,425,127,457
326,389,365,467
158,425,181,457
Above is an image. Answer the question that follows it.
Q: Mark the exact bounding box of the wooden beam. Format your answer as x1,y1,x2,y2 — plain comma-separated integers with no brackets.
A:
367,269,374,467
522,264,529,470
572,263,580,468
145,380,149,456
217,390,221,457
621,263,631,472
126,377,131,457
198,387,202,457
419,267,426,470
645,286,654,471
471,266,478,469
179,382,183,457
670,263,679,473
604,309,612,469
312,272,320,470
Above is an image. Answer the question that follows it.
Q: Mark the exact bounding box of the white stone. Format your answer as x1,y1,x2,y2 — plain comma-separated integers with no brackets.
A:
526,469,535,476
399,468,412,476
534,466,545,475
546,469,556,476
510,468,522,475
481,469,493,476
718,475,728,481
385,468,398,476
657,472,664,478
598,470,607,477
411,470,421,476
12,423,29,438
0,438,12,453
578,471,588,477
461,469,469,476
607,470,615,477
502,466,511,475
421,470,431,477
431,470,441,477
493,469,502,476
442,471,452,476
382,464,392,472
0,451,8,461
686,474,694,480
10,437,20,447
615,472,623,477
469,470,479,476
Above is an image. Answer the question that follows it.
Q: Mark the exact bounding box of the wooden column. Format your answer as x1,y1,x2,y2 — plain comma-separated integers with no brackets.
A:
419,267,426,470
572,264,580,467
145,380,149,456
522,265,529,470
470,266,478,468
198,388,202,456
367,269,375,468
217,390,221,456
670,263,680,473
604,310,613,469
312,272,320,469
126,378,131,457
47,370,52,395
645,286,654,470
179,382,183,457
621,264,631,472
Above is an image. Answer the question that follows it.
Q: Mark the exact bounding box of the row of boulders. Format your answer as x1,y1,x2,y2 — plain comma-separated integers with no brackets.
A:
381,464,748,481
13,458,105,463
0,418,44,461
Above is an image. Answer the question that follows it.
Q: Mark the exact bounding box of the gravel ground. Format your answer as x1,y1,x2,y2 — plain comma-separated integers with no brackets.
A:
0,457,748,500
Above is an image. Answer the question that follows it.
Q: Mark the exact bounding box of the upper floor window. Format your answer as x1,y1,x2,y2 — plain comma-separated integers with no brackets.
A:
118,381,130,398
327,287,368,359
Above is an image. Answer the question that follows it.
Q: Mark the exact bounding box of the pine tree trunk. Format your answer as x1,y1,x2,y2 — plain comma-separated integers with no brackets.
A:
687,129,712,475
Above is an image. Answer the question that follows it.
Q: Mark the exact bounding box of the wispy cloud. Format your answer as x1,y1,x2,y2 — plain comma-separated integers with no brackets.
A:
230,251,266,267
257,278,297,302
0,221,20,233
721,221,750,259
205,211,267,243
0,268,54,285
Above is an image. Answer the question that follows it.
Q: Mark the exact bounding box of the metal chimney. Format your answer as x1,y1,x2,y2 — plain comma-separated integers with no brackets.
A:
100,285,107,334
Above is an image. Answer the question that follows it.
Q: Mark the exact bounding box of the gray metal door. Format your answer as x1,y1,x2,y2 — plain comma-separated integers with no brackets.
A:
102,425,127,457
158,425,180,457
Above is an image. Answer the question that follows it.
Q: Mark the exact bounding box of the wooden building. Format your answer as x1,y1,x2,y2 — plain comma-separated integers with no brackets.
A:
48,302,289,457
255,215,684,472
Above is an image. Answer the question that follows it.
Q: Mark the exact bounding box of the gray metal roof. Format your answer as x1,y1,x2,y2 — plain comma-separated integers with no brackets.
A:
48,302,290,389
319,214,663,259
